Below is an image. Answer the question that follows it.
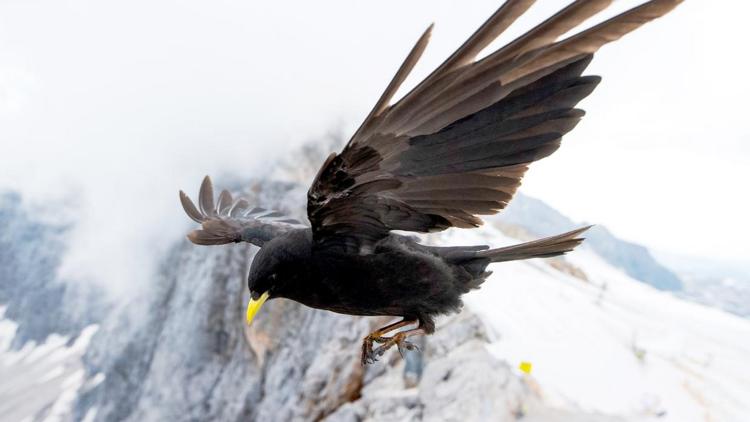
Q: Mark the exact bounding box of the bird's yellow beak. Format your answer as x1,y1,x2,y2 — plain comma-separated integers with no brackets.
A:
246,291,269,326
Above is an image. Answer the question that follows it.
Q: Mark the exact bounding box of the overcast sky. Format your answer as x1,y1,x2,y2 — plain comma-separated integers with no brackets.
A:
0,0,747,289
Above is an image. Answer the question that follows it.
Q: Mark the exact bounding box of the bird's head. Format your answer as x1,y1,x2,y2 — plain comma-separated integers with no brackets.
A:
245,230,310,326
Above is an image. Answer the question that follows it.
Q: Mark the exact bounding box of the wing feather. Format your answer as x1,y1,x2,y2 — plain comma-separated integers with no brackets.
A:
180,176,304,247
307,0,682,250
354,24,433,142
371,0,537,139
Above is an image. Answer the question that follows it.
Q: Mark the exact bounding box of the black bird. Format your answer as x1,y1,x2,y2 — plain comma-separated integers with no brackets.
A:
179,0,681,364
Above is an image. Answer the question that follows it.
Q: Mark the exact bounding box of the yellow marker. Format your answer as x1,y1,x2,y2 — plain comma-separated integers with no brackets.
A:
246,291,270,325
519,361,533,374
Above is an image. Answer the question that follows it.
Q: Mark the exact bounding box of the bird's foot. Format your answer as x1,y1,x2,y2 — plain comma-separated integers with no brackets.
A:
360,319,421,365
361,335,389,365
363,332,420,364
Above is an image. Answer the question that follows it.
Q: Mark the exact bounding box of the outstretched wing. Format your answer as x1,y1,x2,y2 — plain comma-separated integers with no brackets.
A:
180,176,304,247
308,0,681,251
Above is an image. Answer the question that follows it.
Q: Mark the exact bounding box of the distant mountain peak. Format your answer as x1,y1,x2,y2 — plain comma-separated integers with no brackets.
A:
494,192,683,291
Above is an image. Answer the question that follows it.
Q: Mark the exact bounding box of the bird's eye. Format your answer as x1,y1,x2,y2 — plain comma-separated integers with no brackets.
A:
270,273,277,281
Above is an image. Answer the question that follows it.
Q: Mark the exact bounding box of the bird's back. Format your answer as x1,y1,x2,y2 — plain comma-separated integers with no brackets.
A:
301,234,484,319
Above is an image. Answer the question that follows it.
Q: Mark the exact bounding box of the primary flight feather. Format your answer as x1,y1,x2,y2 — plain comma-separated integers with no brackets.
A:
180,0,682,364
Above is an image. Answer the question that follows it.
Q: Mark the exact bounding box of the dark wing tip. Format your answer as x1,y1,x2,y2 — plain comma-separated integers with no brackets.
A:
569,224,595,242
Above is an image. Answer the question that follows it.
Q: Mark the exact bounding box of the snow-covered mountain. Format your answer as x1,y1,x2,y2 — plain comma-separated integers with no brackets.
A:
1,150,749,421
655,252,750,319
496,194,683,291
0,192,103,421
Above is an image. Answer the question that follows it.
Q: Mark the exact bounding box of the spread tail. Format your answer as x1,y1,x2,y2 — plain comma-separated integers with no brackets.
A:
478,225,592,263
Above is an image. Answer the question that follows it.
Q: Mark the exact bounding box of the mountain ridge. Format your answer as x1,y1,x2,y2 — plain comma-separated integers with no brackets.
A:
495,193,683,291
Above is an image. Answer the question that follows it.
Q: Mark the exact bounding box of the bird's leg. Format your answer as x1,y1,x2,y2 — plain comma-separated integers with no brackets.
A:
361,319,417,365
371,326,426,360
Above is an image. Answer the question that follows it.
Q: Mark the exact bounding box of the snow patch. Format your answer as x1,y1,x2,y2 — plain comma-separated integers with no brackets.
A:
0,319,99,422
436,225,750,422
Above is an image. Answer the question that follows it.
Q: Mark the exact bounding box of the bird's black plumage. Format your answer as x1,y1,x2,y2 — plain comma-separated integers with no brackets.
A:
179,0,682,364
247,226,589,327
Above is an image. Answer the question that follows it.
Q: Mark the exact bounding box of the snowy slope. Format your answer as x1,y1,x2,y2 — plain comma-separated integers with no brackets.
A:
436,225,750,422
0,307,100,422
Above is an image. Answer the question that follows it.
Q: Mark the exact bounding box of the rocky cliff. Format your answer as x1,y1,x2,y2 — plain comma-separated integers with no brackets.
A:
2,176,616,421
68,180,536,422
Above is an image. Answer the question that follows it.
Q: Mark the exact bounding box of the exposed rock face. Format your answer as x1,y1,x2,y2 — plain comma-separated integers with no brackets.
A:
72,205,535,422
68,180,365,421
0,192,102,348
61,177,540,422
325,312,531,422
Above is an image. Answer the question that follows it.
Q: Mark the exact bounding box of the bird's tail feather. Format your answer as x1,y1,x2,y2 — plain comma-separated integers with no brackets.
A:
478,225,591,263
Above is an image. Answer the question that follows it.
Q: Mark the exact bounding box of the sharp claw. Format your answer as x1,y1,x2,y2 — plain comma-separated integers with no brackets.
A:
361,338,374,365
361,331,422,364
397,344,406,359
397,339,419,357
362,335,388,365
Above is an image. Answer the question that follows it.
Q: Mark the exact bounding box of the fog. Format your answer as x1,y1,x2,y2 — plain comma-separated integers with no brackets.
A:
0,0,747,294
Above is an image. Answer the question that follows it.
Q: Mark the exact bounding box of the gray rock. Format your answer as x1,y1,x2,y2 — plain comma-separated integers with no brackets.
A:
2,146,635,422
419,341,524,422
71,208,536,422
0,191,103,348
323,313,529,422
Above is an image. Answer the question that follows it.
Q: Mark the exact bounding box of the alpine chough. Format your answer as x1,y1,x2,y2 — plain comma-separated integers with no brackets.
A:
179,0,682,364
